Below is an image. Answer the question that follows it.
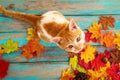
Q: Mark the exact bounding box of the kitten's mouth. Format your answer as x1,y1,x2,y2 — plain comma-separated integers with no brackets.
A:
69,49,82,54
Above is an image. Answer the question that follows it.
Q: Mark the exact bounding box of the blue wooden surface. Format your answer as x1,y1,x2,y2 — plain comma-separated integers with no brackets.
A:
0,0,120,80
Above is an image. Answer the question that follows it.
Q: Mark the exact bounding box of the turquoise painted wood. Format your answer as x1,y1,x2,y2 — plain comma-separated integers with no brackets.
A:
1,46,110,63
0,0,120,80
3,62,69,80
0,15,120,32
0,0,120,15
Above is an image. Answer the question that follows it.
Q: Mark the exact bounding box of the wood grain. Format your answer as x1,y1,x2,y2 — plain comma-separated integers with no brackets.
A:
0,0,120,15
2,46,113,62
0,0,120,80
0,30,119,47
3,62,69,80
0,15,120,32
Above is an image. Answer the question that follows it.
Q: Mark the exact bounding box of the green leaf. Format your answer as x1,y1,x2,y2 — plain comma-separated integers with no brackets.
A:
69,55,78,70
77,65,87,73
2,39,18,54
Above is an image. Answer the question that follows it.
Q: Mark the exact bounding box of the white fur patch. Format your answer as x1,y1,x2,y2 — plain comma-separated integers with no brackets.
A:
42,11,68,24
39,11,69,40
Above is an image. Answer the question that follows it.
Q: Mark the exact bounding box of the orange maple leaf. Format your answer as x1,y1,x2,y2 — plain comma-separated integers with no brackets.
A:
0,46,4,56
100,32,115,48
21,39,44,60
98,16,116,30
60,68,75,80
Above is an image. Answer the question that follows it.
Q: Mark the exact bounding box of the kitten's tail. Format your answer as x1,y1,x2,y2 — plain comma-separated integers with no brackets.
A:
0,5,39,25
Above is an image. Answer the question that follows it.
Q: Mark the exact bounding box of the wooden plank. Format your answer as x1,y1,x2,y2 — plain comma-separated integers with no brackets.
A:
0,0,120,15
0,29,119,47
0,15,120,32
2,47,68,62
3,62,69,80
1,45,113,62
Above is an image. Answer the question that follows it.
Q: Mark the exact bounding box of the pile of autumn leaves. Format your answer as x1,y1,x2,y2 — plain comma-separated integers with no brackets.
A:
60,16,120,80
0,28,44,79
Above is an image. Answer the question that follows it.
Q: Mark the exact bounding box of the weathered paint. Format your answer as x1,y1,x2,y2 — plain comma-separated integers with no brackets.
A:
0,30,119,47
0,15,120,32
1,46,113,62
3,62,69,80
0,0,120,80
0,0,120,15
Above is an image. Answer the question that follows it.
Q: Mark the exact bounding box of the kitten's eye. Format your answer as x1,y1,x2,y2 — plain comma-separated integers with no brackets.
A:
76,37,81,42
68,45,73,48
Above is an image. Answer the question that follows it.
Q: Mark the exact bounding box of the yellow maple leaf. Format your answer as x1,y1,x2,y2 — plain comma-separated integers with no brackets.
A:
114,32,120,50
69,55,78,70
60,68,75,80
88,22,102,39
81,45,96,63
26,27,39,40
2,39,18,54
88,61,110,80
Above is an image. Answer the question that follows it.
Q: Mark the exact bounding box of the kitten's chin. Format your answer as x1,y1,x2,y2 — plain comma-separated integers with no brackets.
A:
68,49,82,54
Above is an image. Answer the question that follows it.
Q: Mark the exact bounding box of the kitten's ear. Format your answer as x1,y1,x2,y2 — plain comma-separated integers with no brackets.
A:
51,37,61,44
69,19,77,31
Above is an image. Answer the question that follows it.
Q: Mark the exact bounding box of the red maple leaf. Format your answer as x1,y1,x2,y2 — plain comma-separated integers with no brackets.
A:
0,59,9,79
85,31,97,42
107,64,120,80
91,53,106,70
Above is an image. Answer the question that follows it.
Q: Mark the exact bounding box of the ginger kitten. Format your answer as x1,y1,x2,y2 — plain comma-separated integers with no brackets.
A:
0,5,85,53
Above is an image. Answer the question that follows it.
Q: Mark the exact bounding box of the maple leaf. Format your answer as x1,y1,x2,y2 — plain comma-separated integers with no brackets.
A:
77,65,87,73
60,68,75,80
69,55,78,70
100,31,115,48
21,39,44,60
0,59,9,79
26,27,39,40
2,39,18,54
85,31,97,42
98,16,116,30
88,61,111,80
108,49,120,64
107,64,120,80
74,72,88,80
78,59,91,69
0,46,4,56
114,32,120,50
91,53,106,70
80,45,96,63
88,22,102,40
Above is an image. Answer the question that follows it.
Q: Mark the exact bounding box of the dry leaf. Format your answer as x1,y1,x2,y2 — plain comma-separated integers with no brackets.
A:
80,45,96,63
98,16,116,30
114,32,120,50
0,46,4,56
109,49,120,64
60,68,75,80
69,55,78,70
21,39,44,60
26,27,39,40
88,22,102,40
2,39,18,54
100,31,115,48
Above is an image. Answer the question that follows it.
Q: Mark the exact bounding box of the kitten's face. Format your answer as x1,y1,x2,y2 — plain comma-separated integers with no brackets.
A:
59,28,85,53
52,19,85,53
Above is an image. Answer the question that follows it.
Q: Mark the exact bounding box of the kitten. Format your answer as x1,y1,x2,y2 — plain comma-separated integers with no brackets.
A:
0,5,85,53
